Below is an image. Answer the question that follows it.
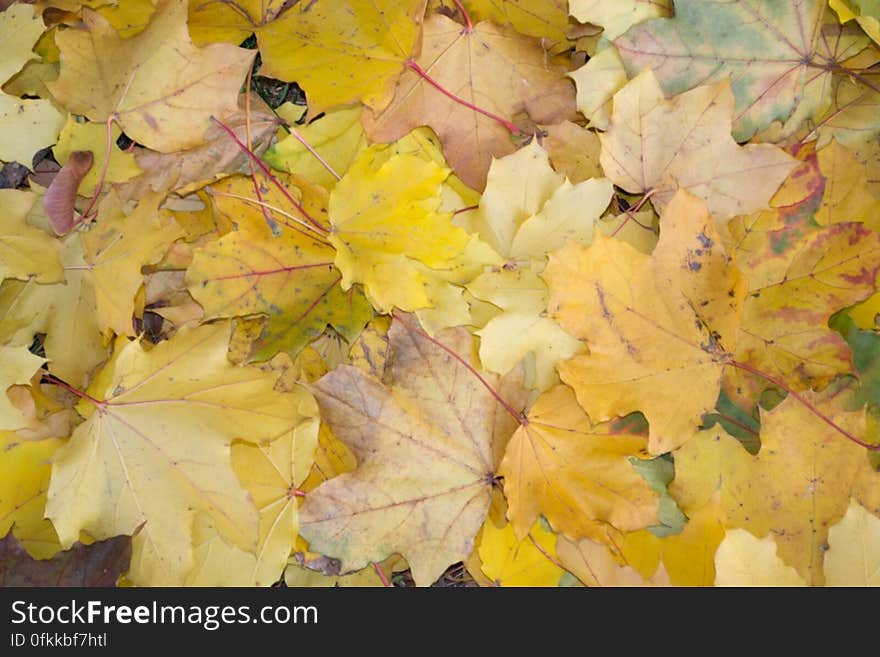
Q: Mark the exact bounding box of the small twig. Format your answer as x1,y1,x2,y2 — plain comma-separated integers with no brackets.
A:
452,0,473,31
527,532,567,571
205,188,329,240
373,562,391,587
287,125,342,181
76,115,116,223
453,204,479,216
610,189,657,238
244,67,281,234
41,373,105,409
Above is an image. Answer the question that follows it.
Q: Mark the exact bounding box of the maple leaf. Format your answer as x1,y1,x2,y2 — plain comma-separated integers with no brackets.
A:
117,96,280,201
0,4,65,165
824,499,880,586
614,0,831,140
0,236,106,389
0,4,46,84
599,71,797,219
725,162,880,406
816,69,880,151
545,190,747,454
568,47,627,131
671,386,880,585
814,139,879,229
0,347,44,431
328,141,496,314
477,519,565,586
0,190,63,285
0,533,131,587
45,322,315,585
363,13,576,189
462,142,611,390
186,176,372,362
499,385,658,543
714,529,806,587
84,192,185,336
0,432,63,560
48,0,255,152
299,316,526,586
228,410,318,586
256,0,427,118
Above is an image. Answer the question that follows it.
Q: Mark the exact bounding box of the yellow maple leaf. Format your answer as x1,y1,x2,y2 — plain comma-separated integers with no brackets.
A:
725,179,880,406
300,316,526,586
545,190,747,454
831,0,880,46
0,432,63,560
328,142,496,314
499,385,657,543
45,322,314,585
478,519,565,586
0,3,66,165
228,406,319,586
257,0,427,118
48,0,255,152
0,236,106,389
599,70,796,219
714,529,806,587
568,47,627,131
462,1,571,49
84,192,184,336
0,190,62,285
0,347,44,431
0,4,46,83
463,142,611,390
824,499,880,586
671,386,880,585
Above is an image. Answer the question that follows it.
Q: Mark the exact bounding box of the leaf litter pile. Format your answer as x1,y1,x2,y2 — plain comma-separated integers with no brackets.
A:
1,0,879,588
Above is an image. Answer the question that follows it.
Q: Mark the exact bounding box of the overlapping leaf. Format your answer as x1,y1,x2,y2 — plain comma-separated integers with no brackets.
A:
599,71,796,219
363,13,576,189
48,0,254,152
614,0,829,140
546,190,746,454
46,322,315,585
300,317,526,586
